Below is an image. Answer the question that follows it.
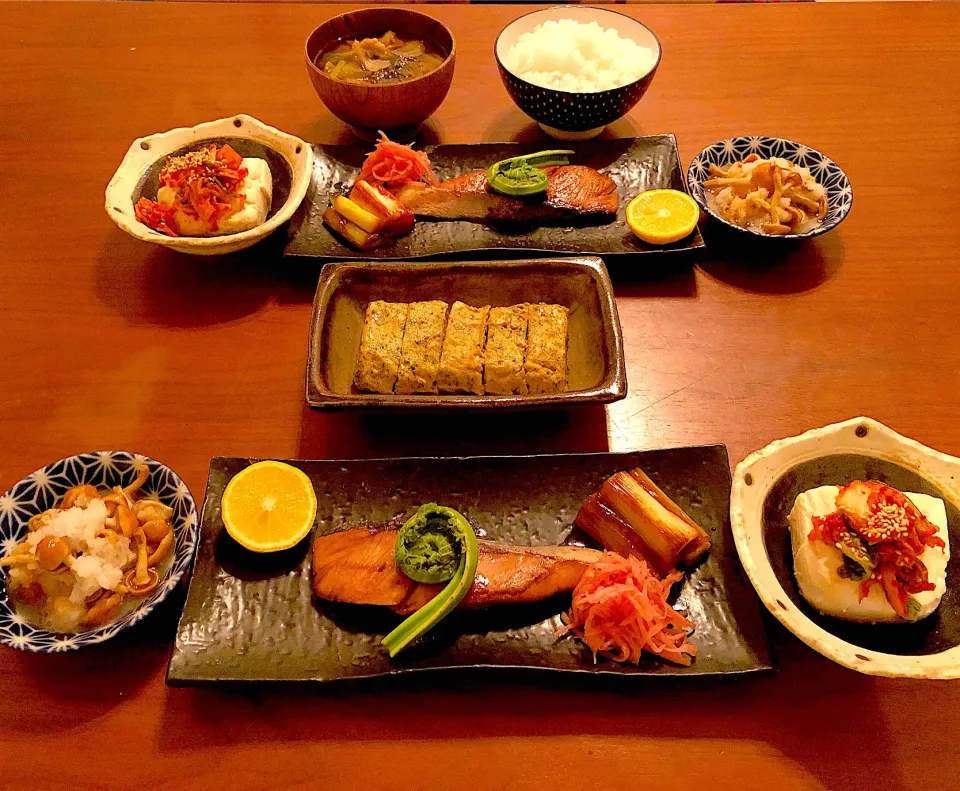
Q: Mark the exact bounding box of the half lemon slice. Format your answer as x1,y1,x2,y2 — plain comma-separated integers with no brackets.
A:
221,461,317,552
626,189,700,245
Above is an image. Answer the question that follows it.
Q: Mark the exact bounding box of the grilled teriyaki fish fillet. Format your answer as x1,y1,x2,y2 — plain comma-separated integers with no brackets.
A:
312,523,603,615
392,165,618,224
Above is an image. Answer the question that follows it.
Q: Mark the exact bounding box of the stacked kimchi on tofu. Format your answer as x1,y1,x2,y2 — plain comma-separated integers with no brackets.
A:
353,299,568,396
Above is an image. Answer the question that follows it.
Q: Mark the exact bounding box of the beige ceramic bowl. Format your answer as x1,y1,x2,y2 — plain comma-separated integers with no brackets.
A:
732,417,960,678
105,114,314,256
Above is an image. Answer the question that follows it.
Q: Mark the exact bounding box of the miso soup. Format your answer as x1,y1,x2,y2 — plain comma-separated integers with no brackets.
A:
320,31,445,86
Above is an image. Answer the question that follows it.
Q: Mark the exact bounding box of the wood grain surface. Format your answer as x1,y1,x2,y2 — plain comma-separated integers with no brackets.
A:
1,2,959,789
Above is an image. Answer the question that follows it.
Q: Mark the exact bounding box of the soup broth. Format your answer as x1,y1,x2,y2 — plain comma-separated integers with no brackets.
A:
320,31,445,86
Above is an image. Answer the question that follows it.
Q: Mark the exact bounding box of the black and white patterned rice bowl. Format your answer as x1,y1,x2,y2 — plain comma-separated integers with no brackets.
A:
495,7,661,141
687,136,853,240
0,451,198,652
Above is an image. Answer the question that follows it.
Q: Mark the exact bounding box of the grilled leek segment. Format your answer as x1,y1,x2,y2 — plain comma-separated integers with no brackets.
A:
576,468,711,570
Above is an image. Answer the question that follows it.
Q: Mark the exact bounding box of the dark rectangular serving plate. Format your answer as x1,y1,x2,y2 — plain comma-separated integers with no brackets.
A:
167,448,772,685
305,256,625,409
283,135,706,260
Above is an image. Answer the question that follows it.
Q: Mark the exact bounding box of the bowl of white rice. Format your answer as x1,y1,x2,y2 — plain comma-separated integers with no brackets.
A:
495,7,661,140
0,451,198,652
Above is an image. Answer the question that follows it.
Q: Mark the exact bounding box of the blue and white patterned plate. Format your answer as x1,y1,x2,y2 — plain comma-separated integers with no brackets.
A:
0,451,198,652
686,136,852,239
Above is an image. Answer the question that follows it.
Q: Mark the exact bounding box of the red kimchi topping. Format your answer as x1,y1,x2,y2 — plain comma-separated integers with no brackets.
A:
134,144,249,237
810,481,946,619
133,199,178,238
808,511,848,545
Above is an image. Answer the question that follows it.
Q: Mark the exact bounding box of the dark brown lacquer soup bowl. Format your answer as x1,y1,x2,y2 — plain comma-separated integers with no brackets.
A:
305,8,456,140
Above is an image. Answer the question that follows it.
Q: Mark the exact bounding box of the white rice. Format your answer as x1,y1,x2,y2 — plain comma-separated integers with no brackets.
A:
504,19,657,93
26,500,134,604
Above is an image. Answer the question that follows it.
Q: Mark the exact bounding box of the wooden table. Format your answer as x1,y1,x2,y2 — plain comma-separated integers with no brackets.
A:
2,2,960,788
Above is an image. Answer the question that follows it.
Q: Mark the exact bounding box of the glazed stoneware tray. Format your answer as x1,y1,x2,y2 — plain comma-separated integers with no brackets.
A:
305,256,625,409
283,136,706,260
167,448,773,685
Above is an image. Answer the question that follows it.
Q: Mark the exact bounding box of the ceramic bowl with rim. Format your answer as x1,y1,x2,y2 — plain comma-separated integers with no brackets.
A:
686,135,852,240
105,114,314,255
0,451,198,652
304,8,456,141
731,417,960,678
495,6,661,141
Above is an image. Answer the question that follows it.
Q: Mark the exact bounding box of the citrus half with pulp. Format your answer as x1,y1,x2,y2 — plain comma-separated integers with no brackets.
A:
221,461,317,552
626,189,700,245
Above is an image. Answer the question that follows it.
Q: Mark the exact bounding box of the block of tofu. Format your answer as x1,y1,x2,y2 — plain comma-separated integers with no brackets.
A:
524,303,568,394
396,301,449,395
354,301,409,394
484,305,528,395
788,485,950,623
437,301,489,395
158,158,272,237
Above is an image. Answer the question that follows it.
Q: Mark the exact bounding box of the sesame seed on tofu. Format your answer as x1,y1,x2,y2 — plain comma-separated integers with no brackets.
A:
862,503,909,542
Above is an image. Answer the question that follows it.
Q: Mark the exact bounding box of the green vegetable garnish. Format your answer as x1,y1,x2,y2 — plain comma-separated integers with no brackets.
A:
837,532,875,581
487,149,575,197
395,505,466,583
906,596,922,620
490,161,547,196
382,504,479,657
837,557,868,582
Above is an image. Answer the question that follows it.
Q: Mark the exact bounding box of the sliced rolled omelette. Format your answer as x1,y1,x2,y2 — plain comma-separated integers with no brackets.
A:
788,485,950,623
354,301,409,394
396,301,449,395
484,305,528,395
524,303,568,394
437,301,489,395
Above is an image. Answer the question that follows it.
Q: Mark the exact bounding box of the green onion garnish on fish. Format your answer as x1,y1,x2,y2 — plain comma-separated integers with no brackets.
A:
382,503,479,657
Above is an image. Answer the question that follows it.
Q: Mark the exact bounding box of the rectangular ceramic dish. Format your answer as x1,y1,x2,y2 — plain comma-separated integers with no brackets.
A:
305,256,626,409
283,136,706,260
166,448,773,685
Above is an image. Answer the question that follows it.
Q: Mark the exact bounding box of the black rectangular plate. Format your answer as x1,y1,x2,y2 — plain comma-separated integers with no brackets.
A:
167,448,772,685
283,136,706,260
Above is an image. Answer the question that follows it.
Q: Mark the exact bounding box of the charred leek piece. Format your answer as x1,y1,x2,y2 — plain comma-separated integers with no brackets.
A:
627,468,711,564
382,504,479,657
575,494,669,575
590,470,711,570
322,205,386,251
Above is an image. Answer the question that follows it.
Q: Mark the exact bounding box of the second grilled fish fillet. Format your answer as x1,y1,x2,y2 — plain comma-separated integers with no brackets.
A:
312,523,603,615
393,165,618,223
